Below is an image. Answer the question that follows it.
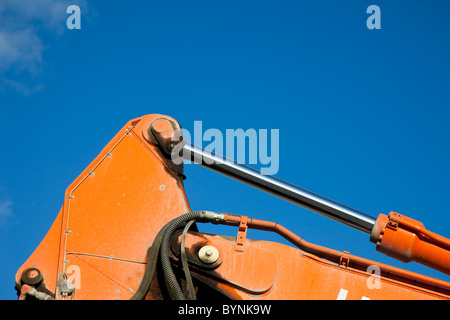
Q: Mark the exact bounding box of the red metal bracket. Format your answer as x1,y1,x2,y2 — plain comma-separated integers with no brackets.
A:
235,216,248,252
339,251,351,268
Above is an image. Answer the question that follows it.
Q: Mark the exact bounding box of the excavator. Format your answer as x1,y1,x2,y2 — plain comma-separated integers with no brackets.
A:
15,114,450,300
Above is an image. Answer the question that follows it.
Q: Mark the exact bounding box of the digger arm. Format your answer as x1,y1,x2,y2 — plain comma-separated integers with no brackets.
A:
15,114,450,300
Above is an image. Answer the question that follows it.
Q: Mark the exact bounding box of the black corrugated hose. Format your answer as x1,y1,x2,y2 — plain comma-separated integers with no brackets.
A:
130,223,169,300
160,211,206,300
131,211,221,300
181,219,197,300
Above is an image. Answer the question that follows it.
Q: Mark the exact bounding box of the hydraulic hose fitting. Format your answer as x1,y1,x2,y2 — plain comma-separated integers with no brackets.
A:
160,211,223,300
198,211,225,223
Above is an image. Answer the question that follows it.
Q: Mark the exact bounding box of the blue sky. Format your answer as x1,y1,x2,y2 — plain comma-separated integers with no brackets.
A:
1,0,450,299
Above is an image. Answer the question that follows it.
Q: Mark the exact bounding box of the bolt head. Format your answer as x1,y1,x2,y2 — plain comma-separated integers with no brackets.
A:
198,245,219,264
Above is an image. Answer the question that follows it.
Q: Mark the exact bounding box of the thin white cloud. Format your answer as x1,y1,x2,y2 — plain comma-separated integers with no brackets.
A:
1,78,45,96
0,199,13,228
1,0,70,31
0,0,87,94
0,28,44,74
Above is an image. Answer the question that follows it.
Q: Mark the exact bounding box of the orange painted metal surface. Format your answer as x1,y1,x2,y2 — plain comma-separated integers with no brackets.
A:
16,114,191,299
14,114,450,300
184,213,449,299
173,231,450,299
371,212,450,275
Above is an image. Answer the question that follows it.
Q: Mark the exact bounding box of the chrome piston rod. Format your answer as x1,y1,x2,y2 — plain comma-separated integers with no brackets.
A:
182,142,376,234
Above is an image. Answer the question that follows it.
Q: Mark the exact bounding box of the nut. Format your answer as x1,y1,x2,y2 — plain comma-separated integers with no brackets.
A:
198,245,219,264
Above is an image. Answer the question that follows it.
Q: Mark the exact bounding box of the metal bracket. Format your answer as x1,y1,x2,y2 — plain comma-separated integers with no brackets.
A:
339,251,351,268
56,273,75,300
235,216,248,252
387,219,399,231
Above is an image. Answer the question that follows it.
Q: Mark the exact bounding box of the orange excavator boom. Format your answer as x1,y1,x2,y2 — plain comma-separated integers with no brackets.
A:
14,114,450,300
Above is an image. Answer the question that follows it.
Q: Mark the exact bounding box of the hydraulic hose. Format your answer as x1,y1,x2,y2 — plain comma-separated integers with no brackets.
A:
181,219,197,299
130,224,169,300
160,211,208,300
160,211,225,300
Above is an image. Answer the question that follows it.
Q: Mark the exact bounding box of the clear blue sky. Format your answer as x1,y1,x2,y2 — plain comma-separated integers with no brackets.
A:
1,0,450,299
